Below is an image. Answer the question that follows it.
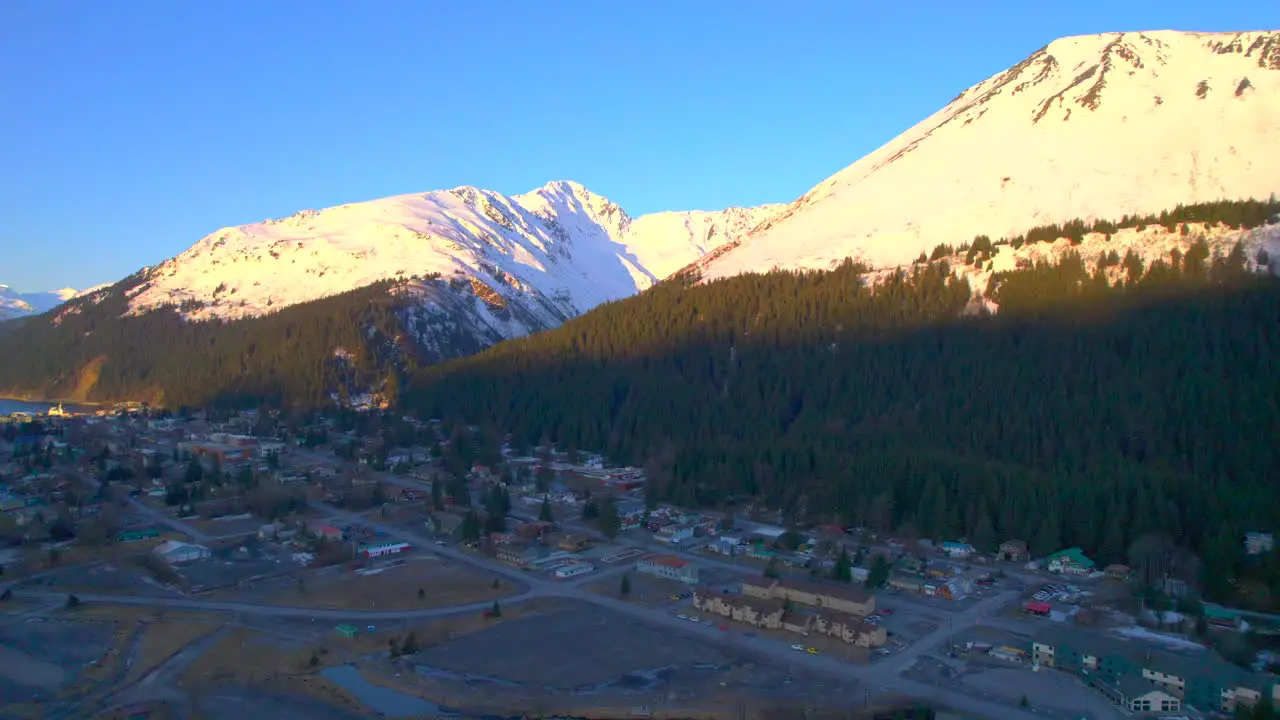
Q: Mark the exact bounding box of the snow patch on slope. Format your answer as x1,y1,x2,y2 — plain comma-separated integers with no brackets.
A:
697,30,1280,281
917,221,1280,313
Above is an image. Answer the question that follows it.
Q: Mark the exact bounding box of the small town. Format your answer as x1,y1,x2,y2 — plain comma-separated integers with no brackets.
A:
0,402,1277,720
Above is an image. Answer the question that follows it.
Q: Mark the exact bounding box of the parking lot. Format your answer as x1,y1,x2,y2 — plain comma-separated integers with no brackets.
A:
0,617,114,704
903,655,1108,720
182,537,306,592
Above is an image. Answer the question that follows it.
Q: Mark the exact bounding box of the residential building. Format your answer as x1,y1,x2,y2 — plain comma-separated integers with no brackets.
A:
990,647,1026,663
940,541,975,558
359,541,409,559
306,520,344,542
1031,626,1280,714
655,525,694,544
1095,676,1182,713
153,540,211,564
742,576,876,616
1045,547,1095,575
693,588,883,647
812,611,888,647
693,588,783,629
496,542,540,566
1245,532,1275,556
888,573,923,593
1104,564,1132,582
706,538,738,556
692,589,734,617
554,562,593,579
998,539,1029,562
635,554,699,584
557,534,591,552
924,575,972,600
730,596,786,629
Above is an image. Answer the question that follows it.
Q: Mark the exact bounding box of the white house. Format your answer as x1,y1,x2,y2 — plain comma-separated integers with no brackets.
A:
359,541,410,559
1245,532,1275,556
655,525,694,544
554,562,594,579
941,541,975,558
153,540,211,564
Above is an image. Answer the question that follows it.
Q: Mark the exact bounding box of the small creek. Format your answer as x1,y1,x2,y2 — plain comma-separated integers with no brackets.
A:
321,665,441,718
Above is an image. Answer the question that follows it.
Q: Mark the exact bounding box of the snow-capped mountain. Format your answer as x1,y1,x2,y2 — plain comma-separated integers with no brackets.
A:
692,30,1280,281
116,180,779,353
0,285,80,320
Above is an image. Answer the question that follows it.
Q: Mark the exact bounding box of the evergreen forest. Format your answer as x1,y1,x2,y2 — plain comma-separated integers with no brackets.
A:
0,274,411,409
406,204,1280,603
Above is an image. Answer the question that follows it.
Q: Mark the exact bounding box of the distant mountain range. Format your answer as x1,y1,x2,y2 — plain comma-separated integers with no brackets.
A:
0,285,81,320
3,29,1279,404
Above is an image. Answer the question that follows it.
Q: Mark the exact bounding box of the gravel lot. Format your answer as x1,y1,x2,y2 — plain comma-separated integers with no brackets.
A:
406,601,861,710
0,618,112,702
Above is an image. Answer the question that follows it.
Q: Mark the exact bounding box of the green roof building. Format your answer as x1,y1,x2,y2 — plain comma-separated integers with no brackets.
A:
1045,547,1095,575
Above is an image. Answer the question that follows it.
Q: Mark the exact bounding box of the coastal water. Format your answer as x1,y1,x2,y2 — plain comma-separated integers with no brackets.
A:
0,399,96,416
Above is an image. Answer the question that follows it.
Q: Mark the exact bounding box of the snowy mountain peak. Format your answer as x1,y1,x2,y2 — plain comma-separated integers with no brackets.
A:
693,29,1280,281
103,179,781,366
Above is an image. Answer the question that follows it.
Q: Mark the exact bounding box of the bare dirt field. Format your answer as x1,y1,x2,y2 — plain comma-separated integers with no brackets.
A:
0,616,114,704
33,559,181,597
193,688,364,720
582,568,689,607
176,627,370,718
125,618,224,683
386,601,863,716
257,555,518,611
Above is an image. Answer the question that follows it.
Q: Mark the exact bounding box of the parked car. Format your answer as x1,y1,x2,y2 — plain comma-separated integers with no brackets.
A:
790,644,805,651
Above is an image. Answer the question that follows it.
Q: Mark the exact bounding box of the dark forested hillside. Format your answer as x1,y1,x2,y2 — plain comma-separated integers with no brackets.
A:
407,233,1280,596
0,275,412,409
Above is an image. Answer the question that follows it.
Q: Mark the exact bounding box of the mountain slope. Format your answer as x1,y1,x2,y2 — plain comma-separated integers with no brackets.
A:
0,182,778,403
0,285,80,320
124,180,780,338
693,30,1280,281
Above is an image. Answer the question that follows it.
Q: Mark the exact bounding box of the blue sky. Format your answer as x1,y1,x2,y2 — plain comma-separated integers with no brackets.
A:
0,1,1269,292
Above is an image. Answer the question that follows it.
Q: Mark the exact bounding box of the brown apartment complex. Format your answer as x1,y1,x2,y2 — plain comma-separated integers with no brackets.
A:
742,576,877,616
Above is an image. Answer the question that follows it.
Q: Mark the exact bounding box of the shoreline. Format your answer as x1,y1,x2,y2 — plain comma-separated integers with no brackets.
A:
0,395,105,406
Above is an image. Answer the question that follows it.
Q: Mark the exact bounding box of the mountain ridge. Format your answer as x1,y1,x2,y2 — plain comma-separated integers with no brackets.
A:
692,29,1280,281
109,179,781,355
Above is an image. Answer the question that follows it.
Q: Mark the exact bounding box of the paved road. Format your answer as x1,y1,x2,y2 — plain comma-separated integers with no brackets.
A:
14,587,540,621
